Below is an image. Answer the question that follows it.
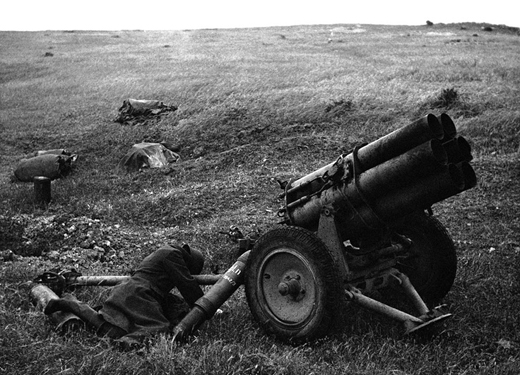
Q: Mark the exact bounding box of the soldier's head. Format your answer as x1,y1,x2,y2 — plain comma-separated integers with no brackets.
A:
182,244,205,275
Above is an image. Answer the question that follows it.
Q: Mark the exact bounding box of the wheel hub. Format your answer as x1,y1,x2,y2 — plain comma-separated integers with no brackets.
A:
259,249,317,325
278,275,305,300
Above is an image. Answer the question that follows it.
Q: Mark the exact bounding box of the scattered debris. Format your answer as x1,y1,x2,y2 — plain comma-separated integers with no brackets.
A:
119,142,180,172
0,214,144,267
13,150,77,182
114,98,177,125
0,250,15,262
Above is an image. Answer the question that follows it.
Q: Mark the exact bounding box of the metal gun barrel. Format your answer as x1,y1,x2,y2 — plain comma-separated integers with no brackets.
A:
354,113,444,172
287,114,445,198
282,114,476,240
443,136,472,164
69,274,221,287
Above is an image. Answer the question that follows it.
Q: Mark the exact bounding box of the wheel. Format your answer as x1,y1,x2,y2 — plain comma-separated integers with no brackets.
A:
393,212,457,306
245,226,343,343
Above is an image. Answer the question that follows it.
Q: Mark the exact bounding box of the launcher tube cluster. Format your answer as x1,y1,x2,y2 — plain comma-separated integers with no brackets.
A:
281,113,476,240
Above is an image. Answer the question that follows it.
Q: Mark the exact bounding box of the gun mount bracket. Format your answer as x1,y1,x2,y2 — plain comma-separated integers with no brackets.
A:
33,269,82,295
345,270,452,335
405,306,452,335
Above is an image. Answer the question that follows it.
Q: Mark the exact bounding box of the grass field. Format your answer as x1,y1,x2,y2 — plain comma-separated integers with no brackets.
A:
1,22,520,374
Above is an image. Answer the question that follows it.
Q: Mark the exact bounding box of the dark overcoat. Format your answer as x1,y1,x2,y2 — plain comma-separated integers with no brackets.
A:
100,245,204,339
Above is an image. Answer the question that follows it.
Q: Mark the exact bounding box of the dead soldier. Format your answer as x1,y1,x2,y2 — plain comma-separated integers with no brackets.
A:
44,244,205,349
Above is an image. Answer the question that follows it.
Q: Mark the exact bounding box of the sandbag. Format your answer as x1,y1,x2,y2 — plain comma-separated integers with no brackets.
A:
119,142,180,172
14,154,75,182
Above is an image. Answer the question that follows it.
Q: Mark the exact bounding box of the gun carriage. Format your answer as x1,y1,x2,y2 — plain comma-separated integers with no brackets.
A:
243,113,476,342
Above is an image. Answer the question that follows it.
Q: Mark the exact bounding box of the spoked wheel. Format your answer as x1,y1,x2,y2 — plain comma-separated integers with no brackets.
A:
245,226,343,343
393,211,457,306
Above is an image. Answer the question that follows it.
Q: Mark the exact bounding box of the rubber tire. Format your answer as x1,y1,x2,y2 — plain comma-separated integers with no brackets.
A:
245,226,343,343
392,212,457,306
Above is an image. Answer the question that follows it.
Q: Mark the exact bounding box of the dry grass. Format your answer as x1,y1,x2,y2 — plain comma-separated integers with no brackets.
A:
1,22,520,374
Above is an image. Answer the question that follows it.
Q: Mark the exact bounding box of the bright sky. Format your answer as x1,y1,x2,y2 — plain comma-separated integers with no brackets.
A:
1,0,518,31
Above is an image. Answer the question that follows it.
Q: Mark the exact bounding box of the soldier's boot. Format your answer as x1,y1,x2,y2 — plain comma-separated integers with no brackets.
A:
44,296,105,330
